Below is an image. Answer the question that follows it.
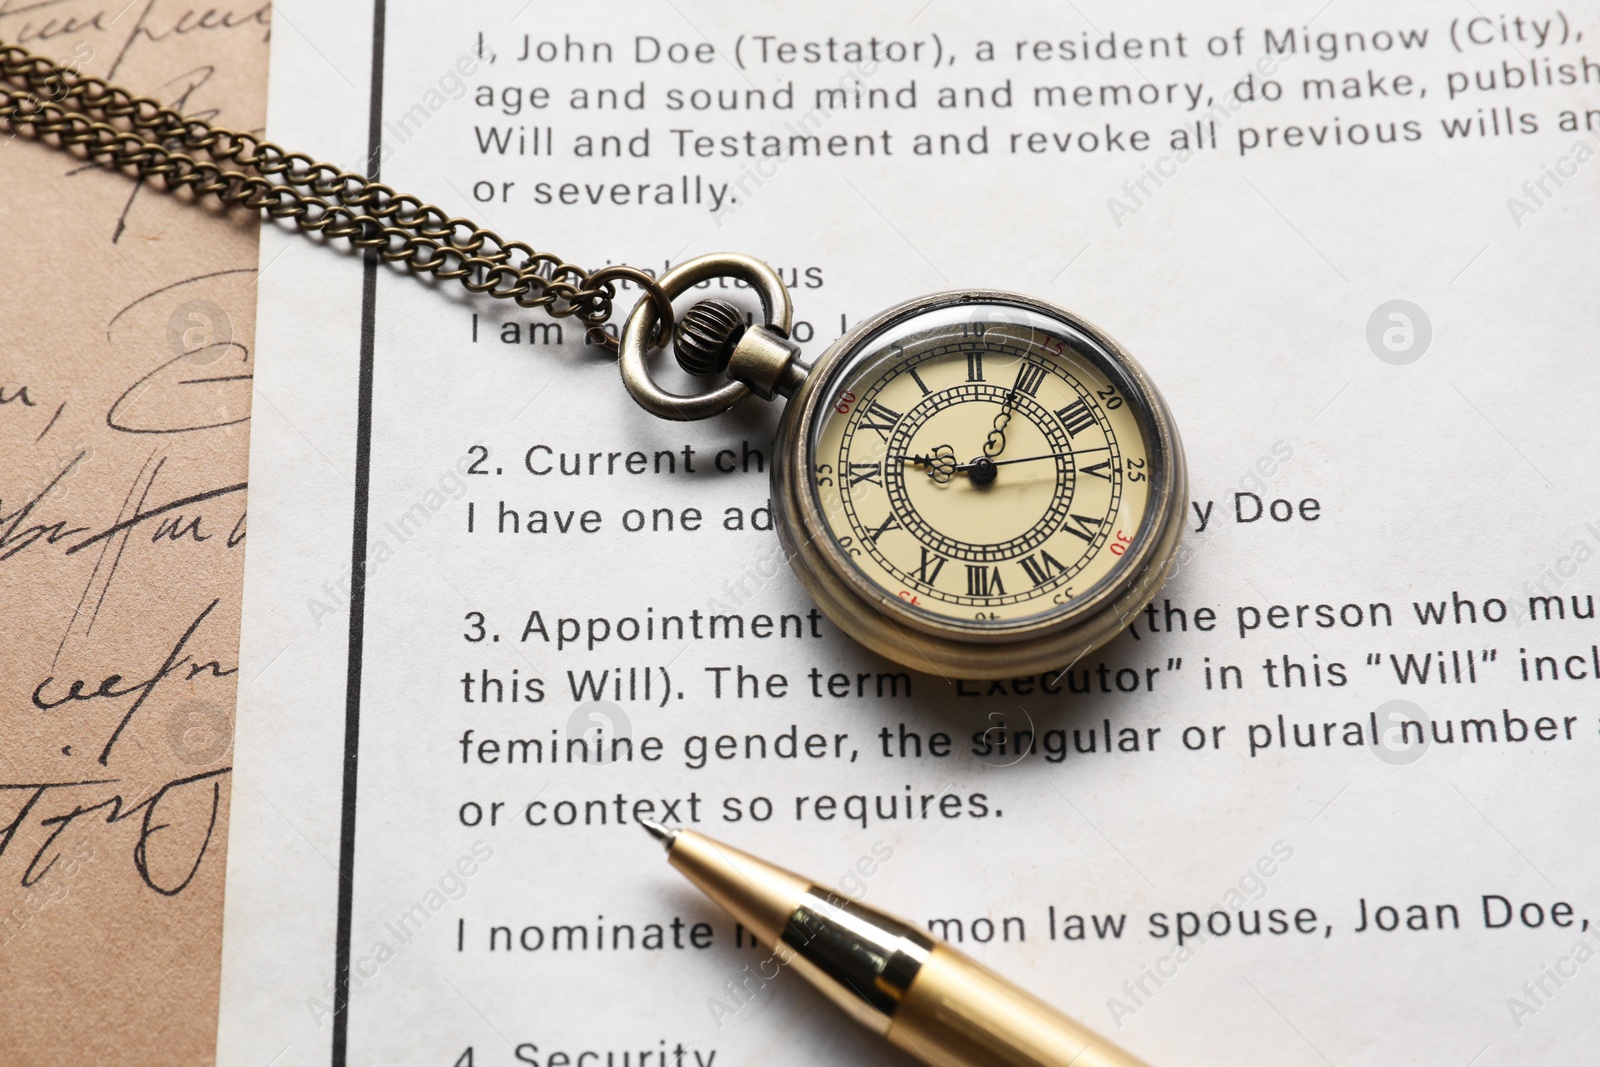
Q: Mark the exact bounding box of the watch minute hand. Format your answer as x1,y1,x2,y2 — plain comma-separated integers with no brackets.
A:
956,446,1110,471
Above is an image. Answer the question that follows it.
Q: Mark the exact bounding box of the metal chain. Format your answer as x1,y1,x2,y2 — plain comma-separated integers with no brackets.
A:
0,40,673,346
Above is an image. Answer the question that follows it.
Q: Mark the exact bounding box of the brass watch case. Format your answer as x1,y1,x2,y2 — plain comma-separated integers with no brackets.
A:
771,290,1187,680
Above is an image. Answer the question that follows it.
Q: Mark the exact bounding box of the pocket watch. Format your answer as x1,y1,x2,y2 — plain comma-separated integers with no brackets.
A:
2,42,1186,681
620,254,1187,679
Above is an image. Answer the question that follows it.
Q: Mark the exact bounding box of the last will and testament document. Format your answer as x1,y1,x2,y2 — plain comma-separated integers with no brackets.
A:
221,2,1600,1065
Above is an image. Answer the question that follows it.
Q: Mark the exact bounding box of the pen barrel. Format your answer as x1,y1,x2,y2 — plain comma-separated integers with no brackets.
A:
663,832,1150,1067
886,943,1150,1067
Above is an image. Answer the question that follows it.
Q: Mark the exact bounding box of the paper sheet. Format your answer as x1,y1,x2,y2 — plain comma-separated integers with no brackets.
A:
223,1,1600,1064
0,3,268,1063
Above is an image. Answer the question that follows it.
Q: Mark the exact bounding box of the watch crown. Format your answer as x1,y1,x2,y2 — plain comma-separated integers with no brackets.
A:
673,299,746,377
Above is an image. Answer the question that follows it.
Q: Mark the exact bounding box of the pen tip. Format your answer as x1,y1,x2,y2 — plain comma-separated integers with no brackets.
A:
639,819,677,850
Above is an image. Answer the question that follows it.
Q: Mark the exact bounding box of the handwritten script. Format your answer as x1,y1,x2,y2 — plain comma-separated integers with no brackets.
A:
0,4,268,1061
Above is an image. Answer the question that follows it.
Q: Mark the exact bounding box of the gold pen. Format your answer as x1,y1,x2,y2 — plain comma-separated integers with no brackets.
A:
640,822,1152,1067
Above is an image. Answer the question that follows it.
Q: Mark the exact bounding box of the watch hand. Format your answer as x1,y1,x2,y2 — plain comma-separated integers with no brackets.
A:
955,446,1111,472
899,444,958,484
894,445,1107,485
897,452,1001,489
982,386,1018,458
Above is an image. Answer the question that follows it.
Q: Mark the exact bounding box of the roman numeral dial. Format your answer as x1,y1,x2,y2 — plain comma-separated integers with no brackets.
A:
810,312,1155,624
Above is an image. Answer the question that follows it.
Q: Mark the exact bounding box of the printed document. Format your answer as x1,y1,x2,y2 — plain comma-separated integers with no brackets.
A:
220,2,1600,1064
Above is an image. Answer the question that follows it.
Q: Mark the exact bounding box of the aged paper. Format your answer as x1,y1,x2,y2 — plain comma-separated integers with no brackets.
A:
225,1,1598,1065
0,3,267,1064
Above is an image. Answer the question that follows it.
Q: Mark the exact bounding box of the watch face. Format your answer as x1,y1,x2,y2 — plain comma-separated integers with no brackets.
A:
805,295,1162,633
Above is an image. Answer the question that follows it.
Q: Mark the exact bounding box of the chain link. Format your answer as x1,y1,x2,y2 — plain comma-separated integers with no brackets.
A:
0,39,661,341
